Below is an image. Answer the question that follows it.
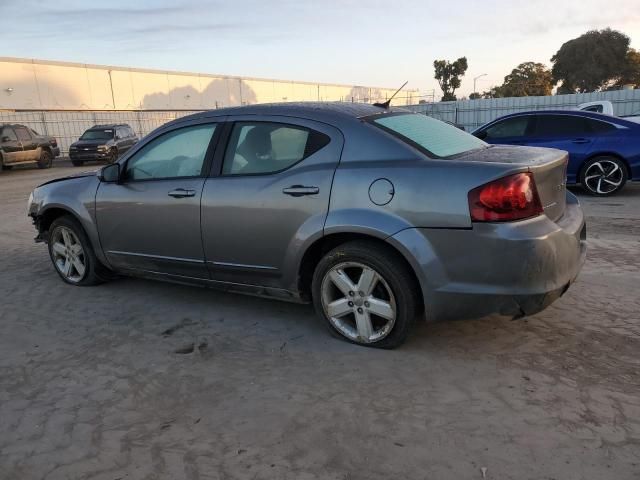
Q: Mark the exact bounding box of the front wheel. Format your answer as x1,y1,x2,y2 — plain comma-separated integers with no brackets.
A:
108,149,118,164
37,149,53,169
312,241,419,349
48,216,110,286
580,156,627,196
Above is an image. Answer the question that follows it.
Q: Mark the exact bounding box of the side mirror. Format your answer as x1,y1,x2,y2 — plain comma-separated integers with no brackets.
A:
99,163,120,183
1,136,10,143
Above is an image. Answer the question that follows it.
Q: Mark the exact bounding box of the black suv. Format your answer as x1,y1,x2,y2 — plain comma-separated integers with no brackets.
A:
0,124,60,170
69,124,138,166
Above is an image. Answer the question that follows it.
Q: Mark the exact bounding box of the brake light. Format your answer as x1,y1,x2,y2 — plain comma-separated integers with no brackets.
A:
468,172,543,222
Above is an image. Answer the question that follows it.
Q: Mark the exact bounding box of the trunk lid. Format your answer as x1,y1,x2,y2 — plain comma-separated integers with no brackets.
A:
457,145,568,221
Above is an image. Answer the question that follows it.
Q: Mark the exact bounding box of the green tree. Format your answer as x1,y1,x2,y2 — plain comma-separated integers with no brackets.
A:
617,49,640,87
499,62,553,97
434,57,468,101
481,86,505,99
468,92,482,100
551,28,631,93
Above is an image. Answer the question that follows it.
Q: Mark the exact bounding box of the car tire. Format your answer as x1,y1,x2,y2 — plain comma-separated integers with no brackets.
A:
311,240,418,349
108,148,118,164
71,159,84,167
48,215,112,286
580,156,627,196
37,149,53,169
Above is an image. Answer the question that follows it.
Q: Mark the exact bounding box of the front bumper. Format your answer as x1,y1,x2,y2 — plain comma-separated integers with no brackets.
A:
394,191,587,322
69,151,109,161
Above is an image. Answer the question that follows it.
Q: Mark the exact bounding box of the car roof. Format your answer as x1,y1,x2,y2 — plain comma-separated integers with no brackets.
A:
89,124,130,129
476,108,640,131
167,102,410,127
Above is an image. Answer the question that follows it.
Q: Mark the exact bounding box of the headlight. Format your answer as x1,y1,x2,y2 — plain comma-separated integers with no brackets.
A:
69,146,77,150
97,145,108,151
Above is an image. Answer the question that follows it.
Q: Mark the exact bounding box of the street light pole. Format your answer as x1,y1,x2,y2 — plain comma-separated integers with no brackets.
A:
473,73,488,97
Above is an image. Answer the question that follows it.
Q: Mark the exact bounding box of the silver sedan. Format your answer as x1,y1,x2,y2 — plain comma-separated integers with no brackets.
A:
27,103,586,348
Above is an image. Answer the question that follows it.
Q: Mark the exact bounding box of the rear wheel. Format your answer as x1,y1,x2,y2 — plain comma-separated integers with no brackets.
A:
37,149,53,169
312,241,418,349
580,156,627,196
48,216,111,286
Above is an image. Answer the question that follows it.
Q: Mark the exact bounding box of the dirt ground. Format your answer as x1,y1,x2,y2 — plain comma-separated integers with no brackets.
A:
1,161,639,480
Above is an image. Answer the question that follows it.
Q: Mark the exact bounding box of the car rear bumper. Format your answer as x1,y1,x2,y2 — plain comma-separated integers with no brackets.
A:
391,191,587,322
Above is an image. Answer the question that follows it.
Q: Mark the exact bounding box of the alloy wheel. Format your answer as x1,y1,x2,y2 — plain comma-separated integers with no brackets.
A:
583,160,624,194
51,226,86,283
320,261,396,344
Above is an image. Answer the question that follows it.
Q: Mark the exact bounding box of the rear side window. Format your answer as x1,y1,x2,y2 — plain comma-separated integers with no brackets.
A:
371,114,486,157
483,116,531,139
222,122,330,175
535,115,587,136
586,119,616,133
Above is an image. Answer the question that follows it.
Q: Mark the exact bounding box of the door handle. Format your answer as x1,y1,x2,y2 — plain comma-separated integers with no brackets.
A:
572,138,590,144
168,188,196,198
282,185,319,197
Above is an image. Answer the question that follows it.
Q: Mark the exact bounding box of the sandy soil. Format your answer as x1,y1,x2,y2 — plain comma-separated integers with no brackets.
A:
1,162,639,480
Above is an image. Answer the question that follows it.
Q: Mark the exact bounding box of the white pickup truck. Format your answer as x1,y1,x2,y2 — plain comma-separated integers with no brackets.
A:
577,100,640,123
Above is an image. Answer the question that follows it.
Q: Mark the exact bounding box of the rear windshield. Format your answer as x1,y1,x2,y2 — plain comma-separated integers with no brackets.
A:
81,129,114,140
371,113,486,158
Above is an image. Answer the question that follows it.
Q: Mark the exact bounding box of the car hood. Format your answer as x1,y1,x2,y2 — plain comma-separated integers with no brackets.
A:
72,139,112,147
37,169,98,188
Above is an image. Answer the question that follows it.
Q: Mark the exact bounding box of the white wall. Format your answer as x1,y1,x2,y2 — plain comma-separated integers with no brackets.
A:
0,57,417,110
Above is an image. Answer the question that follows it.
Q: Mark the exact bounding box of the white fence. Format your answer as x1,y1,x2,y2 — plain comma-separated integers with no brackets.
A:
405,89,640,131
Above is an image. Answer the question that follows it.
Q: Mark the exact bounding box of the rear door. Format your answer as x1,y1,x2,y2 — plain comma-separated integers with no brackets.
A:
0,127,22,164
526,114,597,182
14,126,38,161
201,116,343,289
478,115,534,145
96,120,222,278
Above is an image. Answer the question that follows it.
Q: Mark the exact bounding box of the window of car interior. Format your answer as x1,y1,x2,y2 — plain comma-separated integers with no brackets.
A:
2,128,18,141
222,122,330,175
124,123,217,181
15,127,32,141
534,115,587,136
586,119,616,133
484,116,531,139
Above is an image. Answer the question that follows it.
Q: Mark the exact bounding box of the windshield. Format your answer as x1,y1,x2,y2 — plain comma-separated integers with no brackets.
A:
80,129,114,140
371,113,486,158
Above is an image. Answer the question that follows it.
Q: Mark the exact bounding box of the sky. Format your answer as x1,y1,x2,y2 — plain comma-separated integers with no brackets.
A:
3,0,640,100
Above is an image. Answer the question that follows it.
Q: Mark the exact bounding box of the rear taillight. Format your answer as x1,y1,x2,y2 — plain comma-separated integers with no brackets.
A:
468,172,543,222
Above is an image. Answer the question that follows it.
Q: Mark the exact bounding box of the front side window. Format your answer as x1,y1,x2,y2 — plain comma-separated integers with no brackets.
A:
222,122,330,175
15,127,32,141
124,123,217,181
535,115,587,136
1,128,18,142
371,113,486,158
483,116,531,139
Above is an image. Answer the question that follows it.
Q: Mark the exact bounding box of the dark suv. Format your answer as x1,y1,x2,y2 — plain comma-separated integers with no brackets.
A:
0,124,60,170
69,124,138,166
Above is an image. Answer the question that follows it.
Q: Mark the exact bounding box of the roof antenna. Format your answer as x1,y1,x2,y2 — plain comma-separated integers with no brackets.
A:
373,81,408,109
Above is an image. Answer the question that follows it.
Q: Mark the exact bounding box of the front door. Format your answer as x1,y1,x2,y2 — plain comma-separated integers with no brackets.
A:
0,127,22,164
14,126,38,162
201,116,343,290
96,121,221,279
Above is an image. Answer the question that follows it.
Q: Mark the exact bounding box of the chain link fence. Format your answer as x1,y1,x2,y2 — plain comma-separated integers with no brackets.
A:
0,110,201,155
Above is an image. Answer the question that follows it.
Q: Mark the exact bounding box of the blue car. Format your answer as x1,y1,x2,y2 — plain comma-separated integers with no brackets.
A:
472,110,640,196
